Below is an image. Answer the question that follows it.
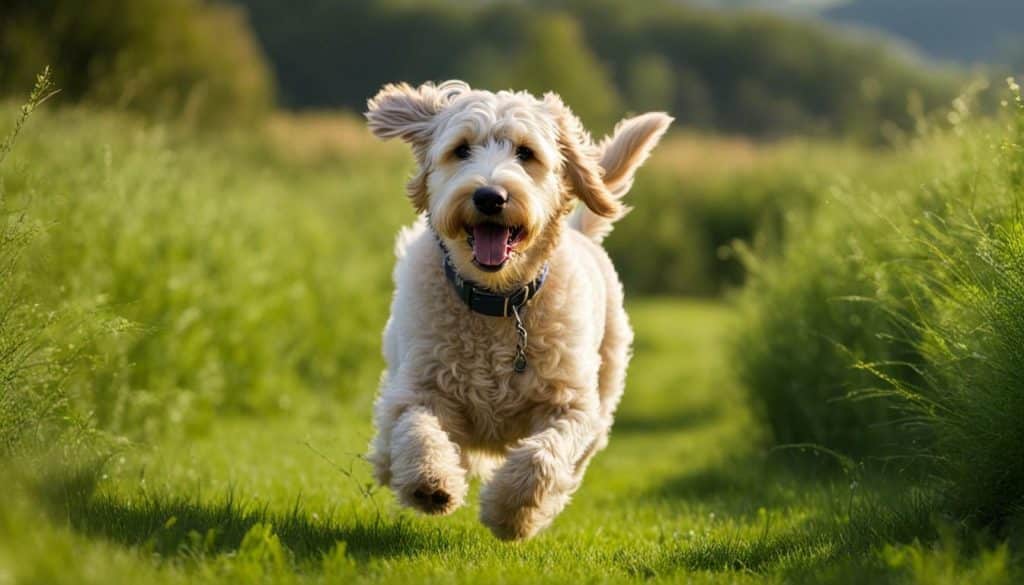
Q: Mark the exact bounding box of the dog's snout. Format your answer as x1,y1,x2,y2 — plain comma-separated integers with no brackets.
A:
472,186,508,216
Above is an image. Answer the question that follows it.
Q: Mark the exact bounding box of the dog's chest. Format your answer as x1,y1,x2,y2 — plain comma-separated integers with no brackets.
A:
423,299,578,446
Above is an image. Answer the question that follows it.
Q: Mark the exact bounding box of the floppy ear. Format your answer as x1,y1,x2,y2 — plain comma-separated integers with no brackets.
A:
366,81,467,212
598,112,673,196
547,95,622,219
365,81,466,145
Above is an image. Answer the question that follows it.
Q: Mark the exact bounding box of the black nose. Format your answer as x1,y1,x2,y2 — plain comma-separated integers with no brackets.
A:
472,186,508,216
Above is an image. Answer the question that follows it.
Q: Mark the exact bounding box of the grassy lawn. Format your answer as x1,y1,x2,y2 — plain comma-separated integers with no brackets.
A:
4,299,983,584
2,101,1019,584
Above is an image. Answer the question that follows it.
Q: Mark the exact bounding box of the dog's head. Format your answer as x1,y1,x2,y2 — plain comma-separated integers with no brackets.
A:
366,80,671,291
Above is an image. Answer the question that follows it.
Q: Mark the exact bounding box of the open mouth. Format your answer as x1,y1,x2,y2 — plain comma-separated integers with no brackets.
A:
465,222,525,271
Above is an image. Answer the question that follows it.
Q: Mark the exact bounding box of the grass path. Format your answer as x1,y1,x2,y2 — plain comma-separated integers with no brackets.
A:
2,300,948,583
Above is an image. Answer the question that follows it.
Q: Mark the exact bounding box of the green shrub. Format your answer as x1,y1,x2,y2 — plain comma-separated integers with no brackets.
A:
0,105,409,440
732,80,1024,529
916,219,1024,529
0,0,274,126
903,82,1024,528
609,160,823,296
607,139,914,296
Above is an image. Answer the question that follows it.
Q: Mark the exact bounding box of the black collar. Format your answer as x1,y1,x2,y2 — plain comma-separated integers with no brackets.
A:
442,253,548,318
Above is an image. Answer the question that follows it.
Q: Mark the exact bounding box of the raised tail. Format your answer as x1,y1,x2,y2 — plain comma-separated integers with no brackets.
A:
569,112,673,243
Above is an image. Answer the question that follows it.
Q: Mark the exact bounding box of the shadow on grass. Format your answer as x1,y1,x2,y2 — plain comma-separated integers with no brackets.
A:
34,462,454,565
656,491,937,581
645,452,937,581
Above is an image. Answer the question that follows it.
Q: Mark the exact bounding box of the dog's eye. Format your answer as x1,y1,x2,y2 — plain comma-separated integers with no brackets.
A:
515,146,534,162
453,143,471,160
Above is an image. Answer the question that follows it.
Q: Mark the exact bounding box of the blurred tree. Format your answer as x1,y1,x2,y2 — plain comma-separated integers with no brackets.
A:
0,0,965,139
504,14,622,132
0,0,274,126
672,65,716,129
626,54,675,113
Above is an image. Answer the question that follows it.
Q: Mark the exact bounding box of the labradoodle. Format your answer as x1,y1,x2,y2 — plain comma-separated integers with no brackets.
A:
365,80,672,540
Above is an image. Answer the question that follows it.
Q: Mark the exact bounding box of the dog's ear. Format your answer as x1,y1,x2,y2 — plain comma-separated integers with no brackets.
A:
365,81,466,146
546,94,622,219
598,112,673,196
367,81,468,212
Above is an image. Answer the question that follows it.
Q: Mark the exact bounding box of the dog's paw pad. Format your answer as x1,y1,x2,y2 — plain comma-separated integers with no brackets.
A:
408,486,455,515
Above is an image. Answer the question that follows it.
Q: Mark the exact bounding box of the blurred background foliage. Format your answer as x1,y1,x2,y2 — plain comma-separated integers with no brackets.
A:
236,0,964,138
0,0,975,138
0,0,989,294
1,0,1024,566
0,0,274,126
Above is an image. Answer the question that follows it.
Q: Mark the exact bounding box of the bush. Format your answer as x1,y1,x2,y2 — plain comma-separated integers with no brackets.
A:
905,83,1024,527
732,80,1024,529
0,0,274,126
609,159,822,296
470,13,623,132
917,219,1024,529
0,104,409,440
607,137,910,296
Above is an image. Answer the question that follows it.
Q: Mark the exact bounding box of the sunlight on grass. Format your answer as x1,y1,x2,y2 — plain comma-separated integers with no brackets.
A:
0,92,1020,583
5,300,996,584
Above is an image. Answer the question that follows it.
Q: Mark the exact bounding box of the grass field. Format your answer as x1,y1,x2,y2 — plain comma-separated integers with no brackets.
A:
1,82,1021,583
8,300,1008,584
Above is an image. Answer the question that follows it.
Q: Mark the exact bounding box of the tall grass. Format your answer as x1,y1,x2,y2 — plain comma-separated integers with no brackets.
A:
904,82,1024,528
609,134,942,296
0,104,411,441
0,68,82,456
1,97,917,443
732,79,1024,530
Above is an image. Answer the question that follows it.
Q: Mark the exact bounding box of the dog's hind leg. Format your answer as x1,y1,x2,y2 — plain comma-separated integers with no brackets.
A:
561,297,631,483
462,449,503,483
598,291,633,423
368,372,398,486
479,406,600,540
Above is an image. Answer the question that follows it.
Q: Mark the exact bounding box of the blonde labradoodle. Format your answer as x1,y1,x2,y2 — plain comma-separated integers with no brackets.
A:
365,80,672,540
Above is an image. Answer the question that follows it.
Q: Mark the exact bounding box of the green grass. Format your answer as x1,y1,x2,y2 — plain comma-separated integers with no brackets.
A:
0,99,898,442
0,104,411,441
0,87,1021,582
3,300,1016,584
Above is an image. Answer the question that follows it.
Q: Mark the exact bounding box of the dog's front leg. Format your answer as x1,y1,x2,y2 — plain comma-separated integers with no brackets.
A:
480,407,598,540
384,404,468,515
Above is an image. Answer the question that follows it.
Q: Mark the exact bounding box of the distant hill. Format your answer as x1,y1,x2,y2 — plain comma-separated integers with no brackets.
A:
700,0,1024,65
823,0,1024,64
234,0,960,140
697,0,846,12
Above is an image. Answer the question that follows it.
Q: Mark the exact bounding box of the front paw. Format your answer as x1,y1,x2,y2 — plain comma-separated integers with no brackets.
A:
386,407,469,515
390,452,468,516
394,474,466,515
479,449,572,540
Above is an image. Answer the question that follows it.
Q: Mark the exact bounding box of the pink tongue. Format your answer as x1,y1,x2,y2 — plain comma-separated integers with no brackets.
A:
472,224,511,266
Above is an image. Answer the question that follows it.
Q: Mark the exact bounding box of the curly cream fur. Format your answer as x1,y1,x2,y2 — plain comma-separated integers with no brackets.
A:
365,81,671,540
